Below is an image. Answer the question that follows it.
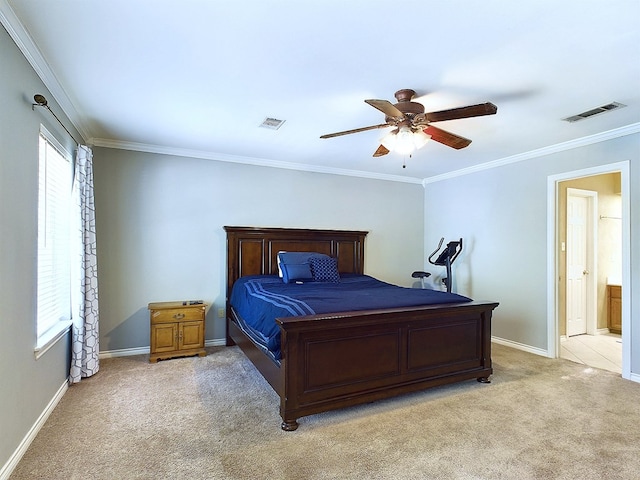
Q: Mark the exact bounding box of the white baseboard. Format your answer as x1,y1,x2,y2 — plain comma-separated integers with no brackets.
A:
492,336,550,357
99,346,149,359
99,338,227,359
0,379,68,480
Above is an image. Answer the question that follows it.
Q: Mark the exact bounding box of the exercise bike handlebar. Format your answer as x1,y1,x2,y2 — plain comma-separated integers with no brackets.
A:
428,237,463,266
427,237,445,265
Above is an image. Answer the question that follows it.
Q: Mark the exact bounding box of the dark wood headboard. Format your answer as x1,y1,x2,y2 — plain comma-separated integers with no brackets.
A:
224,226,367,300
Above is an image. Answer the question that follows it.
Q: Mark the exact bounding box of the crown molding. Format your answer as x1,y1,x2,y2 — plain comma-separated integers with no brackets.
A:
93,121,638,188
91,138,425,185
423,122,640,186
0,0,90,142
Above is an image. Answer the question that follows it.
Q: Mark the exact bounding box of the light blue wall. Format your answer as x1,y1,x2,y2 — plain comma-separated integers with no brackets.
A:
0,24,77,474
92,147,426,352
422,134,639,374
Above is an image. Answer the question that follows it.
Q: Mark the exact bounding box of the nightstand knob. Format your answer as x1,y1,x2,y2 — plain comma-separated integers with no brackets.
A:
173,313,185,320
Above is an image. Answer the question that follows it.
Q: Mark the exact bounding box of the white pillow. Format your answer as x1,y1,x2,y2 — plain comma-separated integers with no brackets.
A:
277,251,285,277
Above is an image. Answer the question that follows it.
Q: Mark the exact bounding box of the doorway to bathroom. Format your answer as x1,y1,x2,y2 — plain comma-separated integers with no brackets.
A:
549,164,628,377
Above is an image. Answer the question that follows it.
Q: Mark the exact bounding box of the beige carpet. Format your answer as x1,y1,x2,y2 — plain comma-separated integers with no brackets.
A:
10,344,640,480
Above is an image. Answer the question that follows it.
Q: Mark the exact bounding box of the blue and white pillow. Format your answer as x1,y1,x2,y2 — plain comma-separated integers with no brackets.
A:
309,255,340,283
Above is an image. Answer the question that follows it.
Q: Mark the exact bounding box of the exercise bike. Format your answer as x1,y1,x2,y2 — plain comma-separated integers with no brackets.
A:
412,237,463,293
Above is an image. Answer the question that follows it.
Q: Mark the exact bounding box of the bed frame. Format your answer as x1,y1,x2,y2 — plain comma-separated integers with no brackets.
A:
224,226,498,431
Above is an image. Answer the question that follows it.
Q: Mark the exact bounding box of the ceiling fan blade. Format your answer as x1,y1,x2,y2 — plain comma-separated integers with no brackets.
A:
364,99,404,119
320,123,390,139
425,102,497,123
424,125,472,150
372,145,389,157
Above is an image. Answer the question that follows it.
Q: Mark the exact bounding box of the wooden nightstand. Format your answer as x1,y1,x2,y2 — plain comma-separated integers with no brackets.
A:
148,301,207,363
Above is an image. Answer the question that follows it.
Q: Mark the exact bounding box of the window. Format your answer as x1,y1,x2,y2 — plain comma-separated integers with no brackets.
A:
36,127,73,352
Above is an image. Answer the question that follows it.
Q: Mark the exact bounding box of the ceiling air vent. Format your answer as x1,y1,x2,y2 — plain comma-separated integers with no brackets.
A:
259,117,285,130
563,102,626,122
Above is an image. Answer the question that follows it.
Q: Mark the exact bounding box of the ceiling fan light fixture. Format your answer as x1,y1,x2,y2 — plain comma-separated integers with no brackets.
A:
380,126,431,155
395,126,415,155
413,129,432,149
380,130,397,151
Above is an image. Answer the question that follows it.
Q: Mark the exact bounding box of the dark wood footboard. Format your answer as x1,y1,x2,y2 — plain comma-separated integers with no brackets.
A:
277,301,496,430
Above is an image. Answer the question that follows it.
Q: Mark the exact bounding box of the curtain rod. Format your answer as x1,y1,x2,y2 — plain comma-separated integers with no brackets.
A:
600,215,622,220
32,94,81,146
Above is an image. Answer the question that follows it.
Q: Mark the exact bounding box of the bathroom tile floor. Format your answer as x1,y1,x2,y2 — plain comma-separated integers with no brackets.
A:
561,333,622,374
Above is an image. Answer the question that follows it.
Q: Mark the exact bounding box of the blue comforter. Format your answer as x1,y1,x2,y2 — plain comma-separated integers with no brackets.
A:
230,274,472,360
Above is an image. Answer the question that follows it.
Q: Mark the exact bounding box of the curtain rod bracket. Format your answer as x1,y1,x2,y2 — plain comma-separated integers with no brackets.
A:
32,93,81,146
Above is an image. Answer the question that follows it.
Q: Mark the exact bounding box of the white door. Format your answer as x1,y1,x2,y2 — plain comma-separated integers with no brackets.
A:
566,189,595,337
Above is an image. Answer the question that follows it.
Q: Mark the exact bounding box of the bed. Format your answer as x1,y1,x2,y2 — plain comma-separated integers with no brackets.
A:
225,226,498,431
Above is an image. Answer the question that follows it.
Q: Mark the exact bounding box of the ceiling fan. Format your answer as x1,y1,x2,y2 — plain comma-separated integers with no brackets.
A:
320,89,497,157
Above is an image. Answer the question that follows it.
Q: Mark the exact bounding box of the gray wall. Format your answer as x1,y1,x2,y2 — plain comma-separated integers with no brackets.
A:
92,147,425,351
0,25,77,473
422,134,639,373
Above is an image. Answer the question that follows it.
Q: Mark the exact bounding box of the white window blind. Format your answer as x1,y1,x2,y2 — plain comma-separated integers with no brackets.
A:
37,129,72,339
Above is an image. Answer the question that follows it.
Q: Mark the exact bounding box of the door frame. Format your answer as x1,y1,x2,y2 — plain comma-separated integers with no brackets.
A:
547,161,631,380
565,188,598,337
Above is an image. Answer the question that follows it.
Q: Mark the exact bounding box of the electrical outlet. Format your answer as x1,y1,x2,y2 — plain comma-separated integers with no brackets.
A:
218,308,225,318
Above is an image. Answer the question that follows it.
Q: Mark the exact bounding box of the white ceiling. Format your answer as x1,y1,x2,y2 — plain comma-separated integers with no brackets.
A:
3,0,639,182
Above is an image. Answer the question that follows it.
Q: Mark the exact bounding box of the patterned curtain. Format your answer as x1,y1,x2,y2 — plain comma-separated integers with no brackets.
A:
70,145,99,383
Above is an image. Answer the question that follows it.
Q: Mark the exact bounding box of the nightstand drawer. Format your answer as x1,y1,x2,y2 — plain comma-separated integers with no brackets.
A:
151,307,204,324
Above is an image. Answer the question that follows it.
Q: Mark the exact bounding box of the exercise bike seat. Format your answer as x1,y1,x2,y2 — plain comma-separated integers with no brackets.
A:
411,271,431,279
412,271,431,289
